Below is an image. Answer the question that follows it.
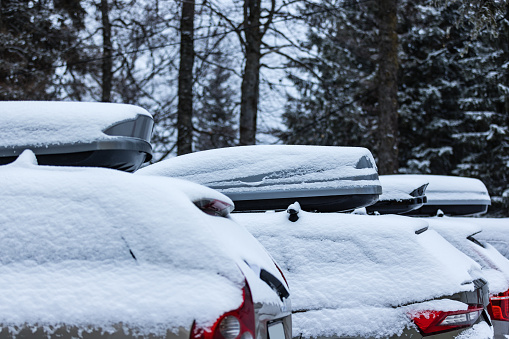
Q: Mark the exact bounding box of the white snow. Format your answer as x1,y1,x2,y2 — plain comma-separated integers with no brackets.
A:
456,218,509,260
455,321,494,339
378,175,429,201
0,101,152,147
232,211,484,338
293,299,469,339
426,217,509,295
137,145,380,195
0,151,286,335
400,174,491,205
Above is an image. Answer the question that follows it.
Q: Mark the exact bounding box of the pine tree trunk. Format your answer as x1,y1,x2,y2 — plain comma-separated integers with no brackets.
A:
177,0,195,155
376,0,399,174
100,0,112,102
239,0,261,146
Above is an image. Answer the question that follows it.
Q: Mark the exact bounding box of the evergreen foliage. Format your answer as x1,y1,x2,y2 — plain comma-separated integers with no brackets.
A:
1,0,506,214
0,0,84,100
279,0,378,150
398,0,509,215
281,0,508,214
195,52,238,151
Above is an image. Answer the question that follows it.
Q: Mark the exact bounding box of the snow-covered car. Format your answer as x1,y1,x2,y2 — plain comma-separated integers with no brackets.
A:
137,146,493,338
233,209,492,339
0,150,291,339
371,174,509,338
460,217,509,337
425,217,509,339
0,101,154,172
137,145,382,212
464,218,509,261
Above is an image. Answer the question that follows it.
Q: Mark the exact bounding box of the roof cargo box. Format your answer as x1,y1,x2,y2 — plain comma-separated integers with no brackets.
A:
137,145,382,212
0,101,153,172
366,175,428,215
401,175,491,216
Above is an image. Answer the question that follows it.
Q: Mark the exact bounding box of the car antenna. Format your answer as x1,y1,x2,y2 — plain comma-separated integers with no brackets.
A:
287,202,301,222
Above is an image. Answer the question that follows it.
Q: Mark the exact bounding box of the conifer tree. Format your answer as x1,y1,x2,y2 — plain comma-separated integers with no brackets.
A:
279,0,378,149
195,52,238,151
398,0,509,215
0,0,85,100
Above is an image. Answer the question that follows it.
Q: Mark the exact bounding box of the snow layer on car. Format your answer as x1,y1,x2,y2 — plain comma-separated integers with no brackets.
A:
137,145,380,195
377,175,429,201
426,217,509,295
401,174,491,205
455,321,494,339
457,217,509,260
0,101,151,147
233,211,483,338
293,299,470,339
0,151,283,335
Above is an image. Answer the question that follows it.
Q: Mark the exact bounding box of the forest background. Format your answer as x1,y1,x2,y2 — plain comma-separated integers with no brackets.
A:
1,0,508,215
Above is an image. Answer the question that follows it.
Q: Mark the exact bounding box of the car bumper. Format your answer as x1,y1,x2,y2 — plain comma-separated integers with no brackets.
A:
0,324,191,338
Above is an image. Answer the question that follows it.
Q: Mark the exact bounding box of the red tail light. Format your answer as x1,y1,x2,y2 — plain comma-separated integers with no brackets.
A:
488,290,509,321
411,305,483,335
192,283,255,339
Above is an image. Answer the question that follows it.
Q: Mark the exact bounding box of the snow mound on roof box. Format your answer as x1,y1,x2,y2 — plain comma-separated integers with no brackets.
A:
0,101,151,147
233,211,483,338
137,145,380,194
0,153,249,334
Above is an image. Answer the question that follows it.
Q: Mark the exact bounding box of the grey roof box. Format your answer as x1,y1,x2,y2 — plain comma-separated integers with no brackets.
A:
401,175,491,216
137,145,382,212
366,175,429,215
0,101,153,172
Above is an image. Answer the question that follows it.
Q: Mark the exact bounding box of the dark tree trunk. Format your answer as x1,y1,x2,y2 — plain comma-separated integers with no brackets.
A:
505,3,509,116
239,0,261,145
376,0,399,174
177,0,195,155
100,0,112,102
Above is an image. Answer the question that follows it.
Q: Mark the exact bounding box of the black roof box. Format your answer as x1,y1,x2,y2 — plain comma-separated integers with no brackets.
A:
137,145,382,212
366,175,428,215
0,101,153,172
401,175,491,216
